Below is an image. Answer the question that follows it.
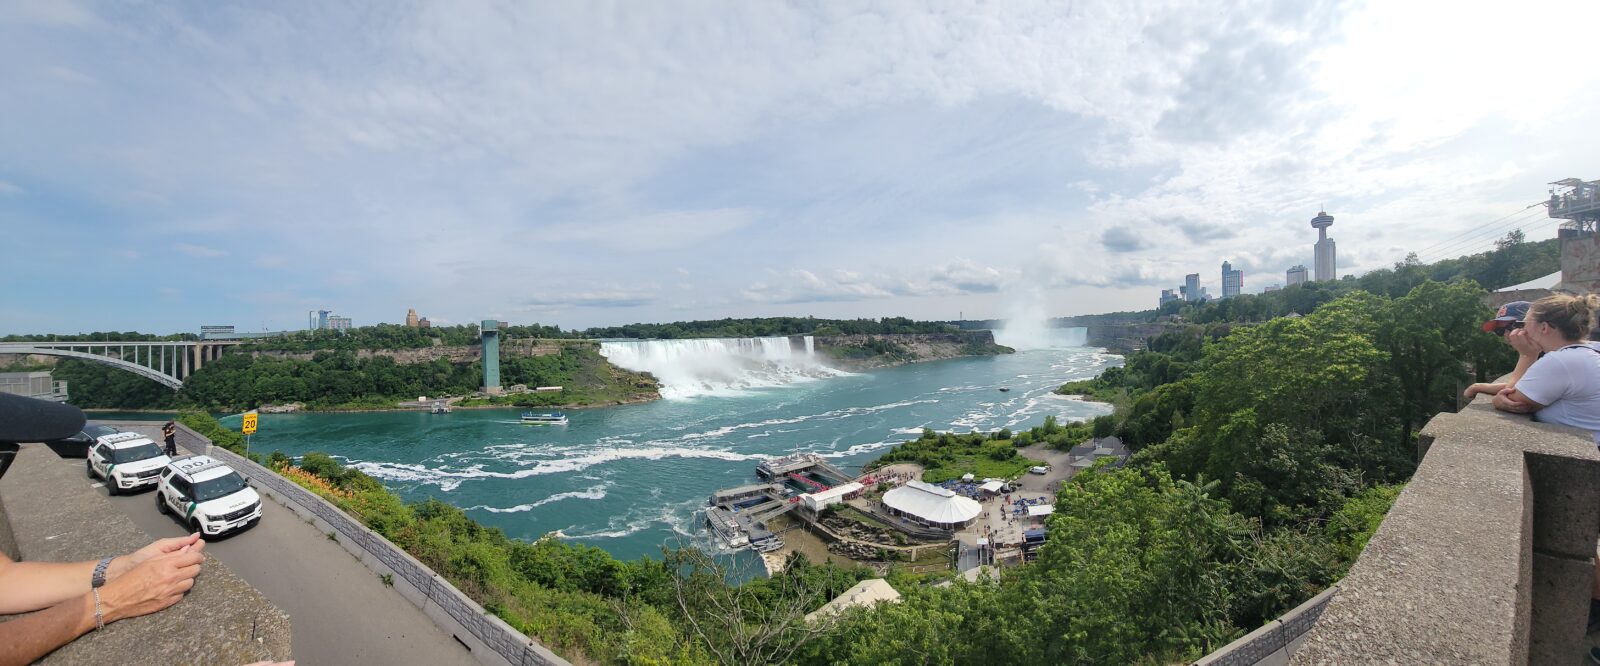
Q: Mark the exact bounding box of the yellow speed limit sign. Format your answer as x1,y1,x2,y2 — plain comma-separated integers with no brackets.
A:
242,412,258,435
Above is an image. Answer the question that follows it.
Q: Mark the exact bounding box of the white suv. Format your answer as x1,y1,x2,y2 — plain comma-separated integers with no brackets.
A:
87,432,172,495
155,455,262,536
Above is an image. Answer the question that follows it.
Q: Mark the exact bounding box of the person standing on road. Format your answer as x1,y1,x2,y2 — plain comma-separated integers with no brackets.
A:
161,421,177,457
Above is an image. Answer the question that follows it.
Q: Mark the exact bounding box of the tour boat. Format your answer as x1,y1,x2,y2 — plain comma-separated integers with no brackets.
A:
705,507,749,548
519,412,569,425
750,536,785,553
431,401,450,414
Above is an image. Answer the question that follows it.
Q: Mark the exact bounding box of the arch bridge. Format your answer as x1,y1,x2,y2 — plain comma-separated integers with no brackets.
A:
0,341,241,390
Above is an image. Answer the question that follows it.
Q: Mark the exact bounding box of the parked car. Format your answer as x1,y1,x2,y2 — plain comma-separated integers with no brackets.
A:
47,423,121,457
86,432,171,494
155,455,261,536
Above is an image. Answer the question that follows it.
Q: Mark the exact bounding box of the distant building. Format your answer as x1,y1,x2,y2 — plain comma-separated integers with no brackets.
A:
1221,261,1243,299
1184,273,1201,302
1287,265,1309,286
1159,289,1180,308
406,308,419,327
309,310,352,331
418,317,431,328
0,371,67,402
200,325,235,337
1311,211,1337,281
1264,283,1282,293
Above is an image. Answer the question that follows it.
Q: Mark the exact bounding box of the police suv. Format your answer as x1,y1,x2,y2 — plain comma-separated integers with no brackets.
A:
86,432,172,494
155,455,262,536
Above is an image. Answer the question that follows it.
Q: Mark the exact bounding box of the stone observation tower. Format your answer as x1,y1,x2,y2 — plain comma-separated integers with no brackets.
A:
1311,210,1337,281
1548,178,1600,293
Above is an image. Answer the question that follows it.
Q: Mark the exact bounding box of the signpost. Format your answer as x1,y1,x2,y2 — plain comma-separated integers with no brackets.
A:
241,411,258,456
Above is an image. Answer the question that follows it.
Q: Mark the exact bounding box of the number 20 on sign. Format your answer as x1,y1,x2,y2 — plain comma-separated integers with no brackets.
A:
242,413,258,435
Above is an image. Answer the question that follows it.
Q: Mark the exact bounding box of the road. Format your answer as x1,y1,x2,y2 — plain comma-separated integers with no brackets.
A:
80,455,478,666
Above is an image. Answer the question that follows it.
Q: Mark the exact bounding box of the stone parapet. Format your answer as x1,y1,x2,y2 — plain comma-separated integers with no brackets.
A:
1291,394,1600,664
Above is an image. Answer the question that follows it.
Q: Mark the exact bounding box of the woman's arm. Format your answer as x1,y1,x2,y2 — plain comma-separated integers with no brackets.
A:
1502,331,1541,389
0,534,201,614
1464,382,1508,399
1493,387,1544,414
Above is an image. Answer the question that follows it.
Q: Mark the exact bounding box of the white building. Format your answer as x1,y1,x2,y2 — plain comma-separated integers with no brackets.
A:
1286,265,1309,286
1184,273,1201,302
881,480,982,530
800,481,864,513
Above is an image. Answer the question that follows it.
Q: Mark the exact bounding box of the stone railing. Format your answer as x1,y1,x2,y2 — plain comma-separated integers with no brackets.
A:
1291,394,1600,664
1193,587,1335,666
148,422,571,666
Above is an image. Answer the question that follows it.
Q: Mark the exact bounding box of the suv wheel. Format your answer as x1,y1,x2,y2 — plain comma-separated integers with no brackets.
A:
85,460,94,479
189,519,202,534
156,491,168,515
107,481,119,496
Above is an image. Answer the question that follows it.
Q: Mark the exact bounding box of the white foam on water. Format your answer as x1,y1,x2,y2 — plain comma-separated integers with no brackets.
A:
563,497,701,540
349,446,768,490
465,484,610,513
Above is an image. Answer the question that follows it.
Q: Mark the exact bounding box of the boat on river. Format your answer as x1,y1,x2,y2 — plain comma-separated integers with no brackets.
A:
431,400,450,414
519,412,568,425
705,507,749,548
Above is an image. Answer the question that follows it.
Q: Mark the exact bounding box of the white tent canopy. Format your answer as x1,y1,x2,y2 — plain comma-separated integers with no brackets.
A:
1026,505,1055,518
882,480,982,526
979,480,1004,494
1496,270,1562,293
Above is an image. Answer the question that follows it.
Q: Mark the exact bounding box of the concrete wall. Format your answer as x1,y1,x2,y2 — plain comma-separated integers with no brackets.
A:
1289,393,1600,664
149,422,572,666
1193,588,1336,666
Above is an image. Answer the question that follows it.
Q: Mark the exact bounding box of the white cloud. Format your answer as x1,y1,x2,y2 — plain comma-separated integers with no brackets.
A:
6,1,1600,331
741,260,1007,305
539,209,758,252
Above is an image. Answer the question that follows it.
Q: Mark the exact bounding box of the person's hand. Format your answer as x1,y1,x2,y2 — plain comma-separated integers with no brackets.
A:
1463,383,1497,399
109,533,204,581
98,548,203,623
1507,329,1541,357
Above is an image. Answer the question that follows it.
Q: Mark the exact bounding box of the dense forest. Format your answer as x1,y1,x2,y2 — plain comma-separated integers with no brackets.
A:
40,343,653,411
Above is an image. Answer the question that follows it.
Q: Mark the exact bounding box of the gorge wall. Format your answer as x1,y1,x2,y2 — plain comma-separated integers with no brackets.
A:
813,330,1011,370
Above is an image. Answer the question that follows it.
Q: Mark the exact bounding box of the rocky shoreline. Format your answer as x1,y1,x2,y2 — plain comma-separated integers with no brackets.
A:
814,331,1013,371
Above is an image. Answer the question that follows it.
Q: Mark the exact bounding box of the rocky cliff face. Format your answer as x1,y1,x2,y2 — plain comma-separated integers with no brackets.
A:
247,338,573,364
1083,323,1175,355
814,331,1012,370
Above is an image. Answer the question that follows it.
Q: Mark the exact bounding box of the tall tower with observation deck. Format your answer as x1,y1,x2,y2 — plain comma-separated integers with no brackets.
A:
1311,210,1337,281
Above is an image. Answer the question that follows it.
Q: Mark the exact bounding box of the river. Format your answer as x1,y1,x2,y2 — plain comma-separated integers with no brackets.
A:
102,329,1117,564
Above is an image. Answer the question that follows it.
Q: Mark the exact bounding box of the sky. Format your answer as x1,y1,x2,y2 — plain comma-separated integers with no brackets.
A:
4,0,1599,335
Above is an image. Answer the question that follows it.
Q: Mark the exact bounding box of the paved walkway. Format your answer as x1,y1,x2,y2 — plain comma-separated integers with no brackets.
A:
83,426,478,666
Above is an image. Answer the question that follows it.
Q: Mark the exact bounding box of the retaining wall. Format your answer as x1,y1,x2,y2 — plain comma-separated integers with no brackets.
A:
133,421,572,666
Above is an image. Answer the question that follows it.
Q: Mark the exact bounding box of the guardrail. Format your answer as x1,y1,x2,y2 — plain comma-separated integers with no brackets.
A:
139,422,571,666
1192,587,1335,666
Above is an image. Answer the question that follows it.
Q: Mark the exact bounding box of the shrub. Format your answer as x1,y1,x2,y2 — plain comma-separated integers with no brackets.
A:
297,452,345,482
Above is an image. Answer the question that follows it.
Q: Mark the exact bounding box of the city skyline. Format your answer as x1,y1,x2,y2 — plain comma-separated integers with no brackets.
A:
5,1,1599,334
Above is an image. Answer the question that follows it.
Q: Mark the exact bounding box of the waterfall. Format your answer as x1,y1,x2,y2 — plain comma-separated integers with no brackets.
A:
599,336,838,399
992,325,1088,350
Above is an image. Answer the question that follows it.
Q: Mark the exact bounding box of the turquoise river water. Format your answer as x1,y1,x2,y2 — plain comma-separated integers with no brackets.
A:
107,330,1116,564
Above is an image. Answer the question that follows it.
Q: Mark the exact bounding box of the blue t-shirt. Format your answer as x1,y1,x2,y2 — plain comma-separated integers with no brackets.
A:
1516,342,1600,443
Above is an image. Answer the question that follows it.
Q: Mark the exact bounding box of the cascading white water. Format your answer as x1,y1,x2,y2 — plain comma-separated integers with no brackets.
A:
992,325,1088,350
599,336,841,399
